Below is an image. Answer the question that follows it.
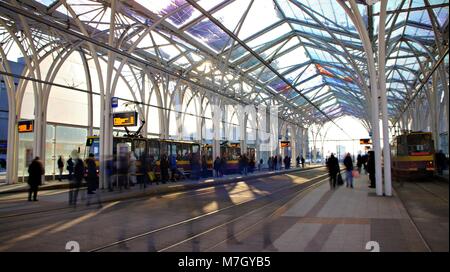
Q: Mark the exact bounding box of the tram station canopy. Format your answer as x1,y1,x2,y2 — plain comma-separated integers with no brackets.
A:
0,0,448,128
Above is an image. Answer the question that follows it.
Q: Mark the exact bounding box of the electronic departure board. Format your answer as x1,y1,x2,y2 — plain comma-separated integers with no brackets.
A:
18,120,34,133
359,138,372,145
113,112,138,127
280,141,290,148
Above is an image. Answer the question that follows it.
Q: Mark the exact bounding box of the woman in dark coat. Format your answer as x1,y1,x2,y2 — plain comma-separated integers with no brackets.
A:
27,157,44,201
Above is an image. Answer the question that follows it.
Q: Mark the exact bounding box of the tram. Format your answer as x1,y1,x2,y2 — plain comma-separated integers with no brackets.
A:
86,136,201,177
391,131,435,178
203,142,256,174
85,136,256,178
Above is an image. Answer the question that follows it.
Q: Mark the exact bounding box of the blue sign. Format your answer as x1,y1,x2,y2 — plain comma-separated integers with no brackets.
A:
111,97,118,108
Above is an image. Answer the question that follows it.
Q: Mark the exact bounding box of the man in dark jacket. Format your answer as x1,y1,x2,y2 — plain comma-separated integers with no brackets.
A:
27,157,44,201
343,153,354,188
326,154,339,189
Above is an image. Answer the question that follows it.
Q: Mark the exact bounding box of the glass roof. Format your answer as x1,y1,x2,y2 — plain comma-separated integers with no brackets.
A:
4,0,449,125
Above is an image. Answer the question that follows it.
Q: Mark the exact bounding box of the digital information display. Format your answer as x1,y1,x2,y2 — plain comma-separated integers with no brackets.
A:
18,120,34,133
113,112,138,127
359,138,372,145
280,141,290,148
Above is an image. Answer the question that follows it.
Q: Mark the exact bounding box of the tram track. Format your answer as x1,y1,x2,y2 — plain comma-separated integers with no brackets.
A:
0,168,325,221
393,177,449,252
89,172,330,252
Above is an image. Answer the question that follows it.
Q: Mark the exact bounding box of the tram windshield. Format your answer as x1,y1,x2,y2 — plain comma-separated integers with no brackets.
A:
407,134,433,155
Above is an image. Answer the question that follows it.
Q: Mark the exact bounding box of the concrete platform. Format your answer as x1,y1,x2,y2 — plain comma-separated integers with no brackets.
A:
272,175,435,252
215,174,437,252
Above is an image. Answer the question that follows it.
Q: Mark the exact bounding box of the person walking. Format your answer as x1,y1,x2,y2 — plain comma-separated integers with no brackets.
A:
169,154,178,182
296,156,300,168
343,153,354,188
27,157,44,201
356,154,362,174
301,156,305,168
326,154,339,189
284,156,290,170
268,157,273,171
85,153,101,207
273,156,278,171
436,150,446,175
214,156,221,177
85,153,98,195
129,152,137,186
70,156,84,206
367,151,375,188
242,154,249,176
66,156,74,181
57,155,64,181
201,155,208,178
220,156,227,176
160,154,169,184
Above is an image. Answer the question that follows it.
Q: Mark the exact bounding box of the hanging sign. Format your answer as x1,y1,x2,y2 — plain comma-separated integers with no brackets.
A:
113,112,138,127
280,141,291,148
359,138,372,145
18,120,34,133
111,97,119,108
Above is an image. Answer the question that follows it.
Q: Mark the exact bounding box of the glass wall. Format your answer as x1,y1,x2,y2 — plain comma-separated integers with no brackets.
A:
18,132,34,178
54,125,88,175
17,124,87,179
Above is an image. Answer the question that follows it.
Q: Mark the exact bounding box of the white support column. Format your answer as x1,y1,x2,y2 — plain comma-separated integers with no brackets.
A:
291,126,297,165
348,0,383,196
378,0,392,196
302,128,307,160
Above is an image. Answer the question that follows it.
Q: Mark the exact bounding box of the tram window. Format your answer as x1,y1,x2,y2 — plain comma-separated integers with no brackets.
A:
133,140,146,160
192,144,200,155
169,143,177,158
148,141,160,160
89,138,100,160
407,134,432,154
113,138,132,156
181,144,190,160
160,142,168,158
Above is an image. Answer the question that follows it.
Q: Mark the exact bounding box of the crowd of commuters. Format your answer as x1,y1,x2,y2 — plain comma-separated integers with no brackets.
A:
28,146,450,204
